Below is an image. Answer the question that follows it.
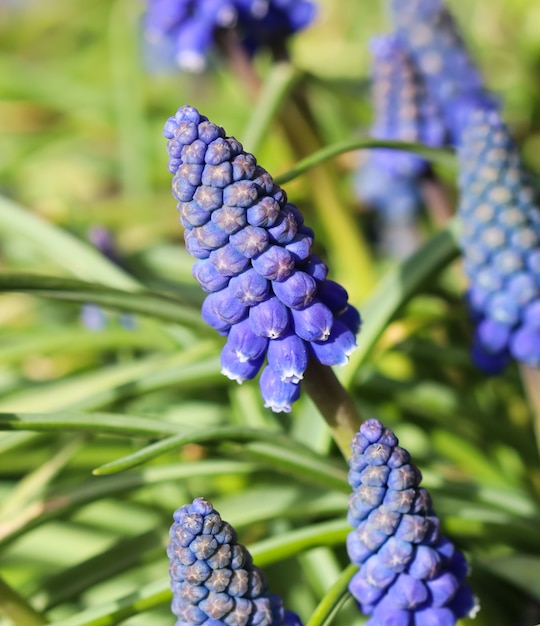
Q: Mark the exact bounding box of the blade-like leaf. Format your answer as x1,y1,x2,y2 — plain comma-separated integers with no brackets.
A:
0,273,207,328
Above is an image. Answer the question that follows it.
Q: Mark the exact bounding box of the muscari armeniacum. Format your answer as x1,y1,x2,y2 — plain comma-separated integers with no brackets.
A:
169,497,302,626
355,33,447,259
164,105,361,412
458,109,540,373
387,0,498,143
347,419,477,626
144,0,316,72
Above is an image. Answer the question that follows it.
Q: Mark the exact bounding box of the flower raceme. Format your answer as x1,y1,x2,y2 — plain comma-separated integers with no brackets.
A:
367,33,446,179
168,497,302,626
346,419,477,626
164,105,361,412
388,0,497,143
355,33,447,259
144,0,316,72
457,109,540,372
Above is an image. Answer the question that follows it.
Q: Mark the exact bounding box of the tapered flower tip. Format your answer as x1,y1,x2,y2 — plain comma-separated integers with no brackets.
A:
347,419,478,625
169,497,301,626
165,104,362,411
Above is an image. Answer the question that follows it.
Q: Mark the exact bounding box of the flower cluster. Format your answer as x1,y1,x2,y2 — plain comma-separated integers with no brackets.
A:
164,105,360,412
347,419,477,626
144,0,316,72
388,0,497,143
457,109,540,372
355,33,446,258
367,33,446,179
168,497,302,626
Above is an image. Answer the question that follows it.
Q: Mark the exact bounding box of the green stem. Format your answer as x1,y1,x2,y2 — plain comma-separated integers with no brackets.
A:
0,575,47,626
303,360,363,459
305,563,358,626
519,364,540,454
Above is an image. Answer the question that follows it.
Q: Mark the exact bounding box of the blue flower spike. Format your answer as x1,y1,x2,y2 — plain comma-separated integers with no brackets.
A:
169,497,302,626
388,0,497,142
165,105,361,412
346,419,478,626
355,33,447,259
457,109,540,372
368,33,446,178
145,0,316,72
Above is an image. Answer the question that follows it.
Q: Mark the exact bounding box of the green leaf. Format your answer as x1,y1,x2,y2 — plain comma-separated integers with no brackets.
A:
242,62,300,153
274,138,456,186
341,218,461,387
0,461,255,548
0,196,138,289
0,273,207,328
0,343,221,412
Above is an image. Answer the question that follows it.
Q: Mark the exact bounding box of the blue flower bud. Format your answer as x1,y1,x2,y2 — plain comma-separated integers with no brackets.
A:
272,270,317,309
266,331,309,383
230,225,270,258
166,106,360,411
202,161,234,188
247,197,281,227
259,365,301,413
290,300,334,342
249,296,291,339
192,259,230,293
251,246,295,281
229,268,270,305
169,497,301,626
212,206,247,234
309,320,357,366
180,200,212,228
347,419,477,625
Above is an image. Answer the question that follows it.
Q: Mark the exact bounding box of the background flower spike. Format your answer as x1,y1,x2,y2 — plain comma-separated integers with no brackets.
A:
165,105,361,412
346,419,478,625
457,109,540,373
387,0,498,143
169,497,303,626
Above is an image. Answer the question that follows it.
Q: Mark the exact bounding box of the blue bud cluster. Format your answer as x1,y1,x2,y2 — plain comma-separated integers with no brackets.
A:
368,33,446,179
356,34,445,258
164,105,361,412
169,497,302,626
347,419,477,626
388,0,497,143
144,0,316,72
457,109,540,372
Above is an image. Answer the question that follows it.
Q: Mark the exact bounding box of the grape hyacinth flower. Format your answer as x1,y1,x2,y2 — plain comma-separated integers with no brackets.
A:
347,419,478,625
388,0,497,143
367,33,447,179
457,109,540,372
168,497,302,626
144,0,316,72
355,34,446,258
164,105,360,412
